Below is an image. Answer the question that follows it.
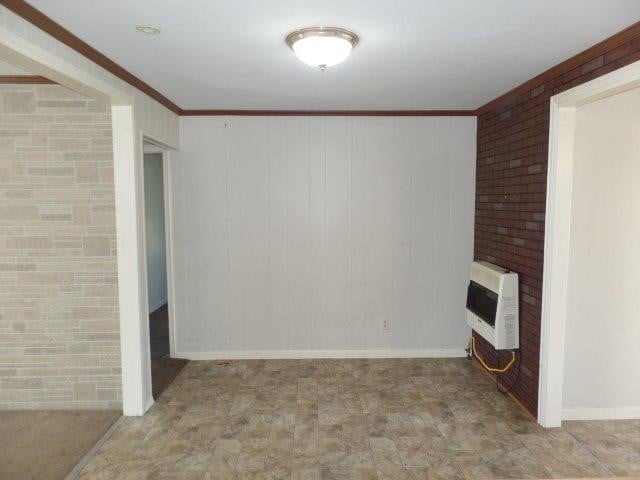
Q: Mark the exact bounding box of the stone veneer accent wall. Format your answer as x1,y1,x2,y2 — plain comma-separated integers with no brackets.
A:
0,83,121,409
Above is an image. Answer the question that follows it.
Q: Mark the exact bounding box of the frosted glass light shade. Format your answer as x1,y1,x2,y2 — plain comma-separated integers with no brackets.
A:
286,27,359,70
292,36,352,68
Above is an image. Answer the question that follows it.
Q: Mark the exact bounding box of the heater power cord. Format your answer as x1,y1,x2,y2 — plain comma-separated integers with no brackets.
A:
496,349,521,394
467,336,521,394
467,336,516,373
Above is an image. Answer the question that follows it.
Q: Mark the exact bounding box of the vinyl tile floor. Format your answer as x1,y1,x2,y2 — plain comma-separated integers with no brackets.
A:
77,358,640,479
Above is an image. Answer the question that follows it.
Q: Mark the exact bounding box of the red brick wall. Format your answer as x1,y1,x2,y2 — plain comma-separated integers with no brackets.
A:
473,28,640,417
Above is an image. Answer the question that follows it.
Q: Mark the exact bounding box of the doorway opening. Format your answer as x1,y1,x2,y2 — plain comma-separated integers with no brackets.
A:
142,142,187,399
539,60,640,427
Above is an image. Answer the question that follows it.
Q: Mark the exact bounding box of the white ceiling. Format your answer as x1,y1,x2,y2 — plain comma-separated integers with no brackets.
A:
25,0,640,110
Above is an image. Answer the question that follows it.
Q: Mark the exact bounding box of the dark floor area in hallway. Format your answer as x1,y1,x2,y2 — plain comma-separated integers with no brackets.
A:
149,303,188,399
150,303,171,359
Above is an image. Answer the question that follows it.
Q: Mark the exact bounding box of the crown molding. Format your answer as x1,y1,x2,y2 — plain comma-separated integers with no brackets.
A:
0,74,54,83
477,19,640,115
0,0,181,114
180,109,477,116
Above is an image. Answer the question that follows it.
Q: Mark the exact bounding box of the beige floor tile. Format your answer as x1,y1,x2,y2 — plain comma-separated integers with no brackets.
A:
77,358,640,480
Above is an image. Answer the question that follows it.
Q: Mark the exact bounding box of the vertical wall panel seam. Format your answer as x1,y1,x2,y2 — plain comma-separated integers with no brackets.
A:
223,119,232,350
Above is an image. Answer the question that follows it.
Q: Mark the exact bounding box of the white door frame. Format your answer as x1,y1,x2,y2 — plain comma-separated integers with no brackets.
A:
162,149,178,357
141,140,178,358
0,24,178,416
538,59,640,427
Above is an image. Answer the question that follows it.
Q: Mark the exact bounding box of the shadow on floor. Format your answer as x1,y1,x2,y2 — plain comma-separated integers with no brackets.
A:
149,303,188,399
0,409,120,480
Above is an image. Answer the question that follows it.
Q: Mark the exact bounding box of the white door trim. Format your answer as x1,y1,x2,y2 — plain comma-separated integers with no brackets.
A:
161,149,178,358
538,59,640,427
112,107,149,416
139,137,177,406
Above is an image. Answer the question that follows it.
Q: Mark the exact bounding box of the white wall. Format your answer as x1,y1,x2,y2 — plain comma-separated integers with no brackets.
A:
171,116,476,357
562,87,640,419
144,153,168,313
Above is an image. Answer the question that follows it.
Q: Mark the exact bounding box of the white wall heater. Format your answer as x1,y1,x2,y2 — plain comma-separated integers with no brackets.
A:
466,261,519,350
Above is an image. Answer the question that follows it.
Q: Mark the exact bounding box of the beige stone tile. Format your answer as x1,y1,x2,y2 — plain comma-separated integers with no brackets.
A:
2,92,36,113
82,235,111,256
73,382,97,400
76,164,100,183
236,438,269,470
49,137,90,151
0,205,39,220
394,437,429,467
291,467,320,480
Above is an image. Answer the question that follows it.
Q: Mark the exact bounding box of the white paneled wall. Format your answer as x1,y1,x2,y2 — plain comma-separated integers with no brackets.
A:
171,116,476,357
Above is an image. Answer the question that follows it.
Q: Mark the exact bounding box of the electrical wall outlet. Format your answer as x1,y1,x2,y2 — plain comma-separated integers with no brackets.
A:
382,319,391,331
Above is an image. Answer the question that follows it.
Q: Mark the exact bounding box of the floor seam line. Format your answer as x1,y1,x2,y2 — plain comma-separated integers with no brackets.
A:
64,414,125,480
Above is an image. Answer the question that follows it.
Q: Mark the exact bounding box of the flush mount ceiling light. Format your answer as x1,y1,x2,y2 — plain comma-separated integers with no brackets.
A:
286,27,359,70
136,25,161,35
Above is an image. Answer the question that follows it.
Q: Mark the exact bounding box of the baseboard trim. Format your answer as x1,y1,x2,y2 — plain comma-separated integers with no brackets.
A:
562,406,640,421
174,348,467,360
